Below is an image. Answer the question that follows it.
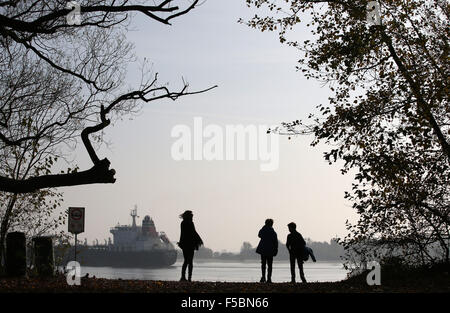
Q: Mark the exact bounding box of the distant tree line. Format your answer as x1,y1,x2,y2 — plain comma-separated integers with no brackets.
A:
177,238,344,261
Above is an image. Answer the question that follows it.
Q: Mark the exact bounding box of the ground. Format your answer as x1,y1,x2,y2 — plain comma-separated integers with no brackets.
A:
0,269,448,293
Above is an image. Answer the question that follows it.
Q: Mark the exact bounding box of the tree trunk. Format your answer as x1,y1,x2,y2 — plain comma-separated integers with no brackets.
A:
380,29,450,162
0,159,116,193
0,194,18,270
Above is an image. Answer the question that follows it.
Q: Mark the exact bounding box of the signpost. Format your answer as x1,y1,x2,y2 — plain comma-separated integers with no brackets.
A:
68,207,85,262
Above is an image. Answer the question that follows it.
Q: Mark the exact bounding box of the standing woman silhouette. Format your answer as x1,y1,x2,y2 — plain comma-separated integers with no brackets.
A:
178,210,203,281
256,218,278,283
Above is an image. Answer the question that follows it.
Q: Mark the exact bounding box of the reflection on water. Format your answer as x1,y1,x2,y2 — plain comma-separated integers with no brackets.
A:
77,261,348,283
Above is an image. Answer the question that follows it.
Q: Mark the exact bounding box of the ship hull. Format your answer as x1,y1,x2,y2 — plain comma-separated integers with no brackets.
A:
58,247,177,268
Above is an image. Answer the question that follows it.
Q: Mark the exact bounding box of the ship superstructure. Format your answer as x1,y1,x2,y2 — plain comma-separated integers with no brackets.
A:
57,206,177,268
109,207,175,252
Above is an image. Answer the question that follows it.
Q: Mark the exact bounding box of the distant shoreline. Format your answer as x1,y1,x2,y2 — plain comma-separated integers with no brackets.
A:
190,258,343,263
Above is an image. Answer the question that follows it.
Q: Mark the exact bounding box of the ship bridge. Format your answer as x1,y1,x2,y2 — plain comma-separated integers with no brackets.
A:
109,207,171,251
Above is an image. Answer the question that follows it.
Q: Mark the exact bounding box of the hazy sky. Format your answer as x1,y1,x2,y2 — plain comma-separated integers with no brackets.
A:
61,0,357,252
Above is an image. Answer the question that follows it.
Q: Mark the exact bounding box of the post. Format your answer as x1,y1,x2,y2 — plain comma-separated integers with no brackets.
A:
33,236,54,277
68,207,84,264
74,233,77,263
6,232,26,277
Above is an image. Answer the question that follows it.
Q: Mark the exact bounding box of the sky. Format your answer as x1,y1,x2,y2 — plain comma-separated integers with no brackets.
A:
60,0,357,252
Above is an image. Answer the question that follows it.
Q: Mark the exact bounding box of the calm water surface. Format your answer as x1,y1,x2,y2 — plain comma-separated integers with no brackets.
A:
78,260,348,283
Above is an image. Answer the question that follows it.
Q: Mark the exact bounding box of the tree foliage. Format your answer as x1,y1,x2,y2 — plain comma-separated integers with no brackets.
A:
243,0,449,265
0,156,65,269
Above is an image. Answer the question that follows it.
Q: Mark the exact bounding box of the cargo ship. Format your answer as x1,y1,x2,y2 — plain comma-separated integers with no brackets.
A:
58,207,177,268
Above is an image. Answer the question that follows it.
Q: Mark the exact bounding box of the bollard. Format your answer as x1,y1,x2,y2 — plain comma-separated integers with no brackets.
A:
6,232,26,277
33,236,54,277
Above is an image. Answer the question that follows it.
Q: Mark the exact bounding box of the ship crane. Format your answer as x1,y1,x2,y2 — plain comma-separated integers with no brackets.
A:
131,204,139,228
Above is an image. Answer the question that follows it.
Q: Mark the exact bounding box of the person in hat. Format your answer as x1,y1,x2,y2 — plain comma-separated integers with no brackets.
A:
178,210,203,281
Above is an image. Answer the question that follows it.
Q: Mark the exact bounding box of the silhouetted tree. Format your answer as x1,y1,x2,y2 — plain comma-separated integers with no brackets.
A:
0,0,216,193
243,0,449,266
196,246,213,259
240,241,254,258
306,238,344,261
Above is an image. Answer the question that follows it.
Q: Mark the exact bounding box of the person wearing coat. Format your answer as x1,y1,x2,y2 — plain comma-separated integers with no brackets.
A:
178,210,203,281
286,222,307,283
256,219,278,283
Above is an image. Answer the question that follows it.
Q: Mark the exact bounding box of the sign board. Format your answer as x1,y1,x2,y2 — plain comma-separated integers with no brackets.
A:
68,207,85,234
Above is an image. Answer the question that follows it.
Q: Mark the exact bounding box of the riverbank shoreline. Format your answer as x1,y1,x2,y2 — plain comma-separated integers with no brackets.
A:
2,262,449,293
0,272,448,293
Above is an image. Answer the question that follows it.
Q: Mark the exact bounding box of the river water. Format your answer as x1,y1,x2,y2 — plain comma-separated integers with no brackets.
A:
78,260,348,283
